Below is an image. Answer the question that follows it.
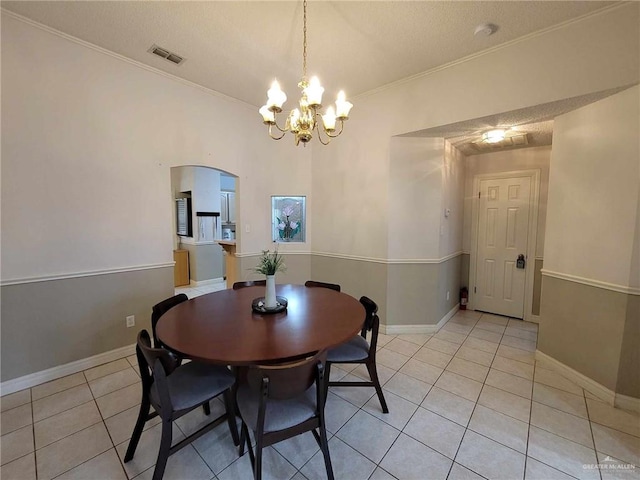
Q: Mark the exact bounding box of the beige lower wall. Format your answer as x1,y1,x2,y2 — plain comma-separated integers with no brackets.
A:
181,243,224,282
460,254,470,292
1,267,174,382
310,255,388,323
532,259,543,316
538,275,629,392
311,254,460,327
617,294,640,398
438,255,463,322
387,263,439,326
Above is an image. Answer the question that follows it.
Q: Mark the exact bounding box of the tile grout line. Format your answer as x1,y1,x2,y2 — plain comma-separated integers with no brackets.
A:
584,388,605,480
448,315,504,478
31,387,39,480
523,353,536,480
443,314,487,479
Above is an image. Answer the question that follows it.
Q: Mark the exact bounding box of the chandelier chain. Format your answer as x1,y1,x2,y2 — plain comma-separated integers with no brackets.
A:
302,0,307,79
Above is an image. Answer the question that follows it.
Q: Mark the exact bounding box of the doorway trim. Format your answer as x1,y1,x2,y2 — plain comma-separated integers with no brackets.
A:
469,169,541,322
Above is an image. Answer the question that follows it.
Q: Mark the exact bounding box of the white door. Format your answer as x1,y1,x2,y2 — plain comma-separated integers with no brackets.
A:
474,176,531,318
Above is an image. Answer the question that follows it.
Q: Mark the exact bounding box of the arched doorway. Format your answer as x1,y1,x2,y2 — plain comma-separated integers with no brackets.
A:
170,165,238,297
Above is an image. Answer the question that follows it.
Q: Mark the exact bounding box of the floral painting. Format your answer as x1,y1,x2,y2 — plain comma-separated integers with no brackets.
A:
272,196,306,242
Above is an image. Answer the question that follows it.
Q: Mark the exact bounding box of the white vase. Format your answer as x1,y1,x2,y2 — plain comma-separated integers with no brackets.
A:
265,275,277,308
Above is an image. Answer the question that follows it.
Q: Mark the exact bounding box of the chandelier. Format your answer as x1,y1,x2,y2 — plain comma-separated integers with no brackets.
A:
258,0,353,146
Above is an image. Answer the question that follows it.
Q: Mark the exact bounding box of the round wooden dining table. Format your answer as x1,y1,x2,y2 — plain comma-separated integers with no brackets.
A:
156,284,366,365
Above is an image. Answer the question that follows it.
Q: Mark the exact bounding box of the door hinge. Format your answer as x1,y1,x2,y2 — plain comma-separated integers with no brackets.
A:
478,192,481,199
474,286,477,293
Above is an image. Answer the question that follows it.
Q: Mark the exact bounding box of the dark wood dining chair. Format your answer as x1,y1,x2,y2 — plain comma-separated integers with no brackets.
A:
236,351,334,480
304,280,341,292
124,330,239,480
233,280,266,289
325,296,389,413
150,293,213,415
151,293,188,350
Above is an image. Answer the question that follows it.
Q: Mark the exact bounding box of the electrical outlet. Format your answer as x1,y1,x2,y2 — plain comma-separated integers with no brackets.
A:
446,291,450,301
126,315,135,328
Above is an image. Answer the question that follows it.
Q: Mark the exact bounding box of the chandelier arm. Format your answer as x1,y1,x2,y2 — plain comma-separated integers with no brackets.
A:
313,120,332,145
268,124,287,140
271,116,290,133
323,119,345,138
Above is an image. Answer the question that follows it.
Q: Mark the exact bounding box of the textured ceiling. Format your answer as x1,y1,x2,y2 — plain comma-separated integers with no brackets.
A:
1,0,621,154
401,86,634,155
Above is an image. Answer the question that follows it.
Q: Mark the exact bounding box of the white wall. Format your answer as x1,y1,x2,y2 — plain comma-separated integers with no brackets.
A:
544,85,640,289
311,3,639,262
1,14,312,284
441,141,465,258
388,137,444,260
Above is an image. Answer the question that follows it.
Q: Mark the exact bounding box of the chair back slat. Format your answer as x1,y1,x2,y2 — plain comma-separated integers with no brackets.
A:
304,280,341,292
137,329,179,378
359,296,378,336
246,351,327,400
151,294,188,348
233,280,266,290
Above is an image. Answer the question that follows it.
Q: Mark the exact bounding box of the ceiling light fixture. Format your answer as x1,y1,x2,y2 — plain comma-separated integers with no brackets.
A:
259,0,353,146
482,129,506,143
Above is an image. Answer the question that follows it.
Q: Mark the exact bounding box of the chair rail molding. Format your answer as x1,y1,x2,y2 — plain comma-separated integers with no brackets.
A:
0,262,175,286
540,269,640,295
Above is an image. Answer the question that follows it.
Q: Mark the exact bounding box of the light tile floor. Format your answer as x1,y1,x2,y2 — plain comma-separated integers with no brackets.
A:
2,290,639,479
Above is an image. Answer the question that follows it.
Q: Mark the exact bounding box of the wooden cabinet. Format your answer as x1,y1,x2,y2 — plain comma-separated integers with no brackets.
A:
173,249,190,287
220,192,236,224
216,241,237,289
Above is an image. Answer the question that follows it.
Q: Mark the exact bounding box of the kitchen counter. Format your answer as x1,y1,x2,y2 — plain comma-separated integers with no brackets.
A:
216,240,237,288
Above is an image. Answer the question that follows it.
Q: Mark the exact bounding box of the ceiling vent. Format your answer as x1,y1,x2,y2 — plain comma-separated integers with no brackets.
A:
148,44,185,66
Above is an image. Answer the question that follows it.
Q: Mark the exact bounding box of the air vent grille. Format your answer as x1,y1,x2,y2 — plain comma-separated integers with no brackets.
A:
148,44,185,65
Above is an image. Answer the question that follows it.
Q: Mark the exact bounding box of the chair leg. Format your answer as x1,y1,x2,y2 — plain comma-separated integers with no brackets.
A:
238,421,247,457
152,419,172,480
318,423,334,480
223,389,240,446
202,401,211,416
366,360,389,413
324,362,332,400
254,436,263,480
124,398,150,462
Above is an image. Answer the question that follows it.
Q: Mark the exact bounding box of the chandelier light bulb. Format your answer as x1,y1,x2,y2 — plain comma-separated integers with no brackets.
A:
267,80,287,111
259,105,275,124
335,91,353,119
322,106,337,131
305,76,324,107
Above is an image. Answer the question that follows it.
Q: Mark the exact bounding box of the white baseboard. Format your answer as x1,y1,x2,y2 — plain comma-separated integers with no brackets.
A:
382,304,459,335
615,393,640,415
189,277,225,287
535,350,616,405
1,344,136,396
526,313,540,324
